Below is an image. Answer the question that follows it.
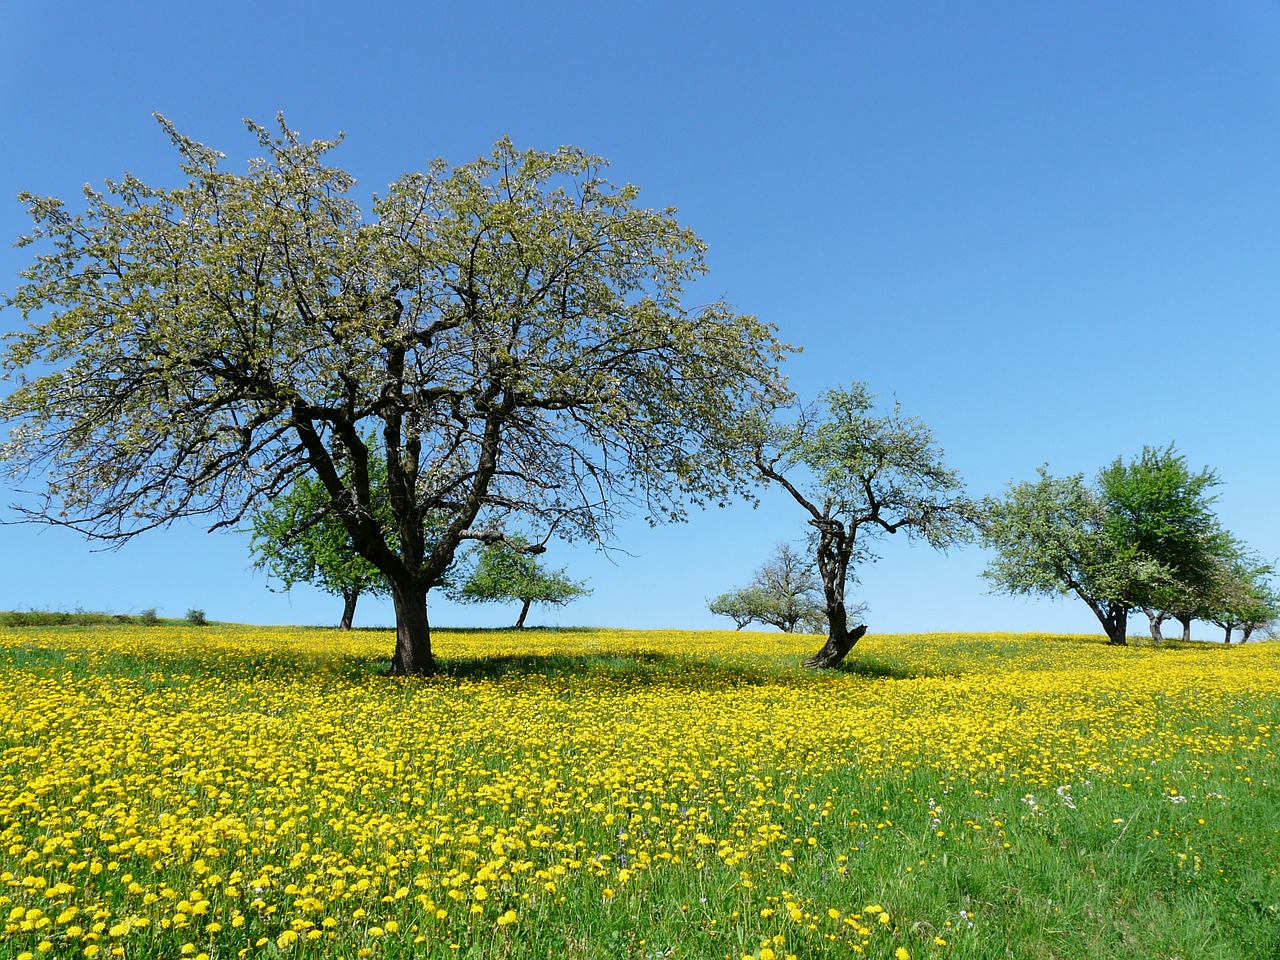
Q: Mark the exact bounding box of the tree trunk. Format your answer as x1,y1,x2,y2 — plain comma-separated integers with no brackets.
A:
1104,606,1128,645
804,602,868,669
1177,615,1192,642
1142,607,1165,643
514,598,532,629
1241,626,1254,643
1223,625,1233,644
1079,593,1127,645
389,581,435,675
339,590,359,631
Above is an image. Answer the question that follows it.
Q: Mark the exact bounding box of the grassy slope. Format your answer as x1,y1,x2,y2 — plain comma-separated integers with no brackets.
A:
1,625,1277,960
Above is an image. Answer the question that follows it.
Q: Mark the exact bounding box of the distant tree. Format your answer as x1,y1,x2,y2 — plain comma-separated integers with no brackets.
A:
708,586,771,631
1098,445,1223,642
982,469,1153,645
755,384,976,668
1203,550,1278,643
0,117,790,674
451,541,589,628
709,542,827,633
250,456,396,630
983,447,1227,645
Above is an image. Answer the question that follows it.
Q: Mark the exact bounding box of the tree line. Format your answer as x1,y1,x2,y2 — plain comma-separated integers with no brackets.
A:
0,116,1273,672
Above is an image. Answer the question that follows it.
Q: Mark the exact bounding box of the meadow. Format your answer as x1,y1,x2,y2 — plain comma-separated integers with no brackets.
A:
1,625,1277,960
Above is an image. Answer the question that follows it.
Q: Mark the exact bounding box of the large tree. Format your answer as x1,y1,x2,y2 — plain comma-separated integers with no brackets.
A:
450,540,589,628
0,116,790,674
708,542,828,633
755,384,976,668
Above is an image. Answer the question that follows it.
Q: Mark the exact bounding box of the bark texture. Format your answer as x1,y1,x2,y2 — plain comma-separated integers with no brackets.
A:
1142,607,1166,643
804,621,868,670
389,582,434,675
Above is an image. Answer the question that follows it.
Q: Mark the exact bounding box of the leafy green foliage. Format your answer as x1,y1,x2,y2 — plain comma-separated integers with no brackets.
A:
1202,546,1279,641
1098,444,1223,632
450,542,589,627
982,468,1144,644
249,456,399,628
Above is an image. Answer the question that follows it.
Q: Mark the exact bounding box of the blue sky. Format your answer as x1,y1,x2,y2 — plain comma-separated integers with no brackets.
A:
1,1,1277,638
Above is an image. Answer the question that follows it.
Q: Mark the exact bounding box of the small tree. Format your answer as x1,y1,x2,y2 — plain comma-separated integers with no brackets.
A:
451,542,589,628
249,461,395,630
1203,550,1278,643
755,384,976,668
708,542,827,633
708,586,771,631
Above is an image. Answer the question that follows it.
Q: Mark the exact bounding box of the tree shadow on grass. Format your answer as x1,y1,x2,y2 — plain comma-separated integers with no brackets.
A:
433,649,942,685
434,650,788,687
829,658,930,681
1,630,939,688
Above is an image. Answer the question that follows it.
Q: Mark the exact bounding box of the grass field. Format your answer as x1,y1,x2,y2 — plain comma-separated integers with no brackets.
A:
1,625,1277,959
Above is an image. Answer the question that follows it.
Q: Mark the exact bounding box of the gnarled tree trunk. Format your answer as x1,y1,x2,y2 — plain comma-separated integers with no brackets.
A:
1105,608,1129,645
1079,593,1128,645
1141,606,1166,643
514,598,532,629
804,601,867,669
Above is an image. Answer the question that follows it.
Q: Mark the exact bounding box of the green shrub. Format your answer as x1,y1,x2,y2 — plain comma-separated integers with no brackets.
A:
185,608,208,626
0,609,115,626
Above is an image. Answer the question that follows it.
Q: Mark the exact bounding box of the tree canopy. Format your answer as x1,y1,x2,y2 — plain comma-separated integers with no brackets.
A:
1201,544,1278,643
0,116,791,673
1097,444,1223,640
755,383,976,667
982,468,1144,644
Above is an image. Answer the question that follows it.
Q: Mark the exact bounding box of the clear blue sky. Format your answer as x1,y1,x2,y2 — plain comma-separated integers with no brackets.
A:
1,1,1277,638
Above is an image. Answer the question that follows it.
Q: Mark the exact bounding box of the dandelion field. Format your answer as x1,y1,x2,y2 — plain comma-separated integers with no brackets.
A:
2,626,1278,960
